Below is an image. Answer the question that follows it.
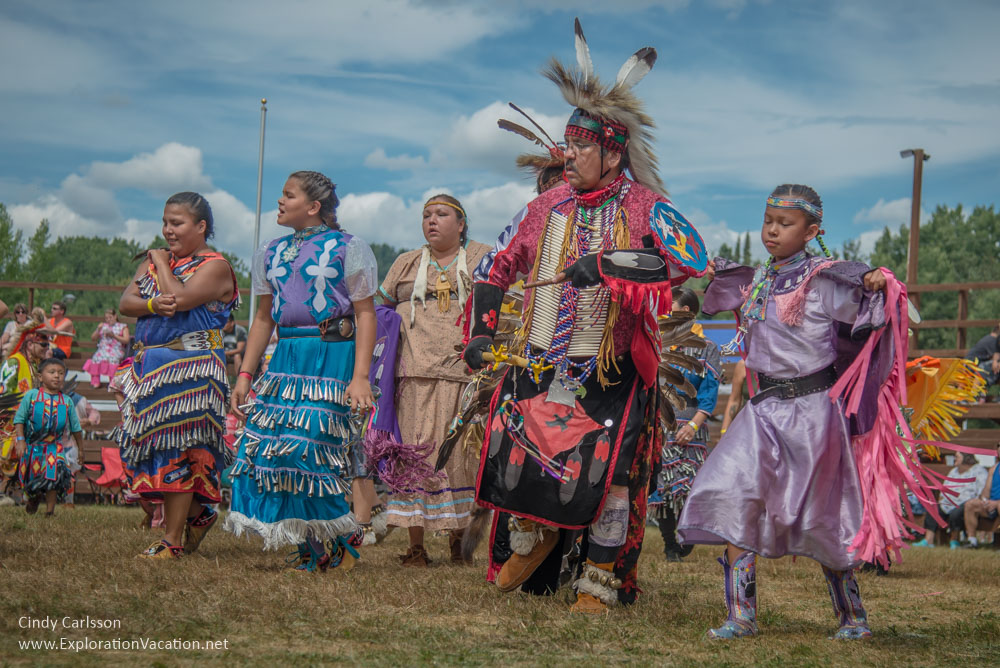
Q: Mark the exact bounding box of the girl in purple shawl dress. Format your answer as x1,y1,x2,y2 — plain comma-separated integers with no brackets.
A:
226,171,377,572
676,184,888,640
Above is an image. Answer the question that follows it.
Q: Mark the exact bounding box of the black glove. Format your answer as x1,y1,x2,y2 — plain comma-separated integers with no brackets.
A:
463,335,493,370
470,283,503,339
561,253,601,288
465,282,504,371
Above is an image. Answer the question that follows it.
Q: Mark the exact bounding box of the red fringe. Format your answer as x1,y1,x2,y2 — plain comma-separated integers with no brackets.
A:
596,251,671,314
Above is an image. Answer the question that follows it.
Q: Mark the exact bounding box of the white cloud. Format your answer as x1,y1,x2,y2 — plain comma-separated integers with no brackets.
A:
852,198,929,228
84,143,212,195
9,196,109,239
856,228,885,257
683,207,743,256
7,143,262,259
363,148,428,172
366,101,567,180
341,181,536,251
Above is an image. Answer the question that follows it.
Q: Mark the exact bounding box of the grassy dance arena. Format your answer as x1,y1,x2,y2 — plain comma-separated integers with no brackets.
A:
2,505,998,666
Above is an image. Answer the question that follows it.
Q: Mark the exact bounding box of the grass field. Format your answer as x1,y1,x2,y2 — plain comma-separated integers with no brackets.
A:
1,505,998,666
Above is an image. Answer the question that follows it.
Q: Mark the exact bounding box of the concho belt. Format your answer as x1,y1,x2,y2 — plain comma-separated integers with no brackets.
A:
319,316,355,343
750,364,837,405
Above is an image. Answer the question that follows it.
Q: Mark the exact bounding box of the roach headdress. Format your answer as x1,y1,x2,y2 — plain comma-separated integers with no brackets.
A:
546,18,665,195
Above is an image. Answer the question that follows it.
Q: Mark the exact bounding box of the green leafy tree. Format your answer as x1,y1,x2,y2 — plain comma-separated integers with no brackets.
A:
370,242,405,283
871,204,1000,351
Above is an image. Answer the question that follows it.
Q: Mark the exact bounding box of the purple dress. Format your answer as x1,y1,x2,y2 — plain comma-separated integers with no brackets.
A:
677,253,878,570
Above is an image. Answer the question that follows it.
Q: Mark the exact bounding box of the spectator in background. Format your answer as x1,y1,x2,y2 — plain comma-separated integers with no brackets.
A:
963,442,1000,548
1,303,29,357
83,308,131,388
222,314,247,376
913,453,987,549
46,301,75,360
966,323,1000,387
0,299,6,320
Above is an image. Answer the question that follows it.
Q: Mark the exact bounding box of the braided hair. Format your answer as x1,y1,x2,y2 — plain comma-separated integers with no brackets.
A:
165,192,214,239
289,171,340,229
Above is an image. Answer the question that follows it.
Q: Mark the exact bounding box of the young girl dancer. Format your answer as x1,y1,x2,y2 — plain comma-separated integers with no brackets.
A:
677,184,891,640
13,357,83,515
226,171,377,572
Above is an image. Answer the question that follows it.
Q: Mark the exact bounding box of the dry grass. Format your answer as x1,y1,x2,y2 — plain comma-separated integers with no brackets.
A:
1,505,999,667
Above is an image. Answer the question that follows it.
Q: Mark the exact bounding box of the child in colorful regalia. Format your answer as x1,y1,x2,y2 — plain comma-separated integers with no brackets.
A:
116,192,240,559
677,183,906,640
227,171,377,572
13,357,83,515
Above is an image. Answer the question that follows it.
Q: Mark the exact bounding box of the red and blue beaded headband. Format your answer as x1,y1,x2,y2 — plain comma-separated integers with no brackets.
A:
565,108,628,153
766,196,823,221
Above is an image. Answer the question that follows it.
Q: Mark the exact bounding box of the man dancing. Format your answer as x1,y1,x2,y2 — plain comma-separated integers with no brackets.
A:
464,18,705,613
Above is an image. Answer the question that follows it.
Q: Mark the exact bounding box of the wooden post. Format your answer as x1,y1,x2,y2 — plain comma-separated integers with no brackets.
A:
957,289,968,350
902,148,929,349
27,286,34,312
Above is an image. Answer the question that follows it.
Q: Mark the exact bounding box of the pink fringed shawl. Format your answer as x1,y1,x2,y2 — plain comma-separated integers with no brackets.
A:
828,270,991,568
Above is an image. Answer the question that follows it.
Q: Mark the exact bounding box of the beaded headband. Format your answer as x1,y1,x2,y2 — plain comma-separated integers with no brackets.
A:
424,200,466,220
565,108,628,154
766,196,823,221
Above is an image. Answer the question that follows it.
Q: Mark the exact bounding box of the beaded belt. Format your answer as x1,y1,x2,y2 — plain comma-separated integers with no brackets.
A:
133,329,223,353
750,364,838,405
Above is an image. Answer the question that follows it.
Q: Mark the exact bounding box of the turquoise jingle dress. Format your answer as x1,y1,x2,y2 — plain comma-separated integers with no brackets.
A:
16,389,82,500
224,227,378,549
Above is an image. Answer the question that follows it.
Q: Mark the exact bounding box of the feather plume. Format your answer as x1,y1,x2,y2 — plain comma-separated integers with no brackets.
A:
660,351,703,375
498,120,548,150
669,335,707,350
657,372,697,399
508,102,559,148
574,17,593,82
615,47,657,90
461,506,492,562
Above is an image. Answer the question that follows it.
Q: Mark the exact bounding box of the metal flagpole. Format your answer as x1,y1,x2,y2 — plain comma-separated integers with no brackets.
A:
249,98,268,324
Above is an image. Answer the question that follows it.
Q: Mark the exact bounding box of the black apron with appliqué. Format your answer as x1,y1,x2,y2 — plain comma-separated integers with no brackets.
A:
474,354,648,529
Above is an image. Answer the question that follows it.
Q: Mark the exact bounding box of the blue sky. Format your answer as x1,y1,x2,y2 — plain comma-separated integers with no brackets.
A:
2,0,998,266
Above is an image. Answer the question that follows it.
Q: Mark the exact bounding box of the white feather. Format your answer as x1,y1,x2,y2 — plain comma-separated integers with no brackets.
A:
615,47,657,90
574,17,593,81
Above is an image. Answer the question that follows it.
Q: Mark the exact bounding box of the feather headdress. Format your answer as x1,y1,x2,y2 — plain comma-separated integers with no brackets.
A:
545,18,665,196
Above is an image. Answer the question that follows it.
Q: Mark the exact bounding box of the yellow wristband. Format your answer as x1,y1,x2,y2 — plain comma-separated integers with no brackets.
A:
687,420,698,431
146,297,155,314
720,428,727,435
